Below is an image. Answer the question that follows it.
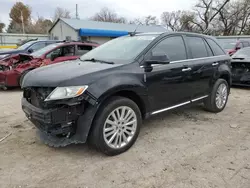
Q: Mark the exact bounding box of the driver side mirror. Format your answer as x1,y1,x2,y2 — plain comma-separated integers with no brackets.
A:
145,51,170,66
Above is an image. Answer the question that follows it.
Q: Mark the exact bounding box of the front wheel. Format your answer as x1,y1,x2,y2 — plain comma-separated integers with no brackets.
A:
204,79,229,113
89,96,142,156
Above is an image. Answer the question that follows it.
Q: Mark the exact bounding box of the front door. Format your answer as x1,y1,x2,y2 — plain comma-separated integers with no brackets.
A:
144,35,193,112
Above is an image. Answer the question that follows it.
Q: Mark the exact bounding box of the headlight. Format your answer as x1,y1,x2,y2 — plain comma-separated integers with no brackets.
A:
0,54,10,59
45,86,88,101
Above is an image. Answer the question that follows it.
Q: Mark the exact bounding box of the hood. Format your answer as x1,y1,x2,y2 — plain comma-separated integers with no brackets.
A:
22,59,123,88
0,53,34,66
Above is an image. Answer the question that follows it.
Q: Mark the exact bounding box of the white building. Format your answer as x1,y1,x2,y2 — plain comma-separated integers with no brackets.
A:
49,18,168,44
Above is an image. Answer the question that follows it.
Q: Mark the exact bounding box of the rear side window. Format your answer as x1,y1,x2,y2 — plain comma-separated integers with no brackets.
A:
186,37,208,58
76,45,93,56
206,38,225,56
151,36,187,61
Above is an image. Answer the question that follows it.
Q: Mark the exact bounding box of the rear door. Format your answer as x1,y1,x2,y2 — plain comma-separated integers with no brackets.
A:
183,35,216,100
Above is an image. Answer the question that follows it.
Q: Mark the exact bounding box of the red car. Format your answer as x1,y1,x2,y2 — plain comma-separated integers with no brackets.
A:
0,42,98,89
218,39,250,56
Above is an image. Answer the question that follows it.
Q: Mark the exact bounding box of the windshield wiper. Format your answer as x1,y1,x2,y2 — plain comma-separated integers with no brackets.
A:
81,58,114,64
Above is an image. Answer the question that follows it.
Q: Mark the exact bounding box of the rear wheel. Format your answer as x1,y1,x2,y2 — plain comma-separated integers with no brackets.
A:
204,79,229,113
89,96,142,156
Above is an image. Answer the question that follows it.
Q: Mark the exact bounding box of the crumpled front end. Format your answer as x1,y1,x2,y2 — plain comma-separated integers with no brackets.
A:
232,62,250,86
21,87,98,147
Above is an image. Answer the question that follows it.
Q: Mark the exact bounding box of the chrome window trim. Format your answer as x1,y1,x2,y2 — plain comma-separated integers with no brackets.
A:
140,55,229,68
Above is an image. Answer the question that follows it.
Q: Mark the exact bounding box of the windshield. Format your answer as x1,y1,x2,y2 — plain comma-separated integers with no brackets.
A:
17,41,37,50
31,43,63,57
232,47,250,58
80,35,157,63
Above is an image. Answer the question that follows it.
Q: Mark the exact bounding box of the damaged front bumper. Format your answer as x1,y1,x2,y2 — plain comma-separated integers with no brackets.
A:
232,72,250,86
21,97,99,147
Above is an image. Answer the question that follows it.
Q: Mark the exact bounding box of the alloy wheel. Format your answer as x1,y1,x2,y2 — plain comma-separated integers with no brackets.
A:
103,106,137,149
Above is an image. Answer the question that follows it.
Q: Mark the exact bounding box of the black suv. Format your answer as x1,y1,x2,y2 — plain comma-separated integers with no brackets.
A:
21,32,232,155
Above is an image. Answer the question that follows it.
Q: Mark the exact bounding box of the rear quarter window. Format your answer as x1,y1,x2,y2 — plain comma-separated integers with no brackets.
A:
206,38,226,56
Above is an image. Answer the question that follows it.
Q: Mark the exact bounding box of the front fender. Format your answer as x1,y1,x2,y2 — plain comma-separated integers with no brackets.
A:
87,73,147,102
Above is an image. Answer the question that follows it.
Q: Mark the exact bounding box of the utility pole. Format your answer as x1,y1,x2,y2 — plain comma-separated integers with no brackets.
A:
76,4,79,19
20,11,25,34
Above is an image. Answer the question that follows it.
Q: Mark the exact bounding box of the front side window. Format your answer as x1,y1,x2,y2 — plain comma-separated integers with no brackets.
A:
46,48,62,59
150,36,187,62
206,38,226,56
62,45,75,56
186,37,208,58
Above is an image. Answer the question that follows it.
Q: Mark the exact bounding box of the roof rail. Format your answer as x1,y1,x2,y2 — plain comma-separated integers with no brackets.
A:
62,39,99,44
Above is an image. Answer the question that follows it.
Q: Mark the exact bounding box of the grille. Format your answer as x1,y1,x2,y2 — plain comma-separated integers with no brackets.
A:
24,87,55,108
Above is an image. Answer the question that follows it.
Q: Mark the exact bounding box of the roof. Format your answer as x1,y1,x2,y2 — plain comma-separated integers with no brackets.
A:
49,18,168,34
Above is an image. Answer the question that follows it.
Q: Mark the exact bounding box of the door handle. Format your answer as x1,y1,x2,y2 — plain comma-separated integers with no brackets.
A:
212,62,219,66
182,67,192,72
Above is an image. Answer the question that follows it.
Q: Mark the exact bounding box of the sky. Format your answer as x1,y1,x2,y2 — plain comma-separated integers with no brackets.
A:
0,0,197,28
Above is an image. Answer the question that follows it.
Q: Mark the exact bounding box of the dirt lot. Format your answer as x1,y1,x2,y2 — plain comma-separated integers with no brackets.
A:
0,88,250,188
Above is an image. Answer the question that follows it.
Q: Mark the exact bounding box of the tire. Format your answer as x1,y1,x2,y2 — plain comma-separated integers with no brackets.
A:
19,70,30,87
89,96,142,156
204,79,229,113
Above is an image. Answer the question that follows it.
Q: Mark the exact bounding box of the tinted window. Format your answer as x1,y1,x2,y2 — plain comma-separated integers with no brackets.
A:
151,36,187,61
62,45,75,56
204,40,213,56
206,39,225,56
186,37,208,58
76,45,93,56
30,42,46,52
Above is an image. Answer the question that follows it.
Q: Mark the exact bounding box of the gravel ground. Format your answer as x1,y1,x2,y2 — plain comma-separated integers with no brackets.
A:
0,88,249,188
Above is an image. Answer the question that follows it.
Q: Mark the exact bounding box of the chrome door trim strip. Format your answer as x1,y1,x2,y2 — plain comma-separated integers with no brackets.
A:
151,101,191,115
191,95,209,102
150,95,209,115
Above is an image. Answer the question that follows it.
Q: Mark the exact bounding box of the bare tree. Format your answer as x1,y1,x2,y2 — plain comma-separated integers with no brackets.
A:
90,7,127,23
191,0,230,33
53,7,71,22
130,15,158,25
161,11,195,31
0,22,5,33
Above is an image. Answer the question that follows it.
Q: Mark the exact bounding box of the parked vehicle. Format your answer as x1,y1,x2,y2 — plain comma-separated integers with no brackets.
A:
231,47,250,86
0,40,62,60
0,41,98,89
217,39,250,56
21,32,231,155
